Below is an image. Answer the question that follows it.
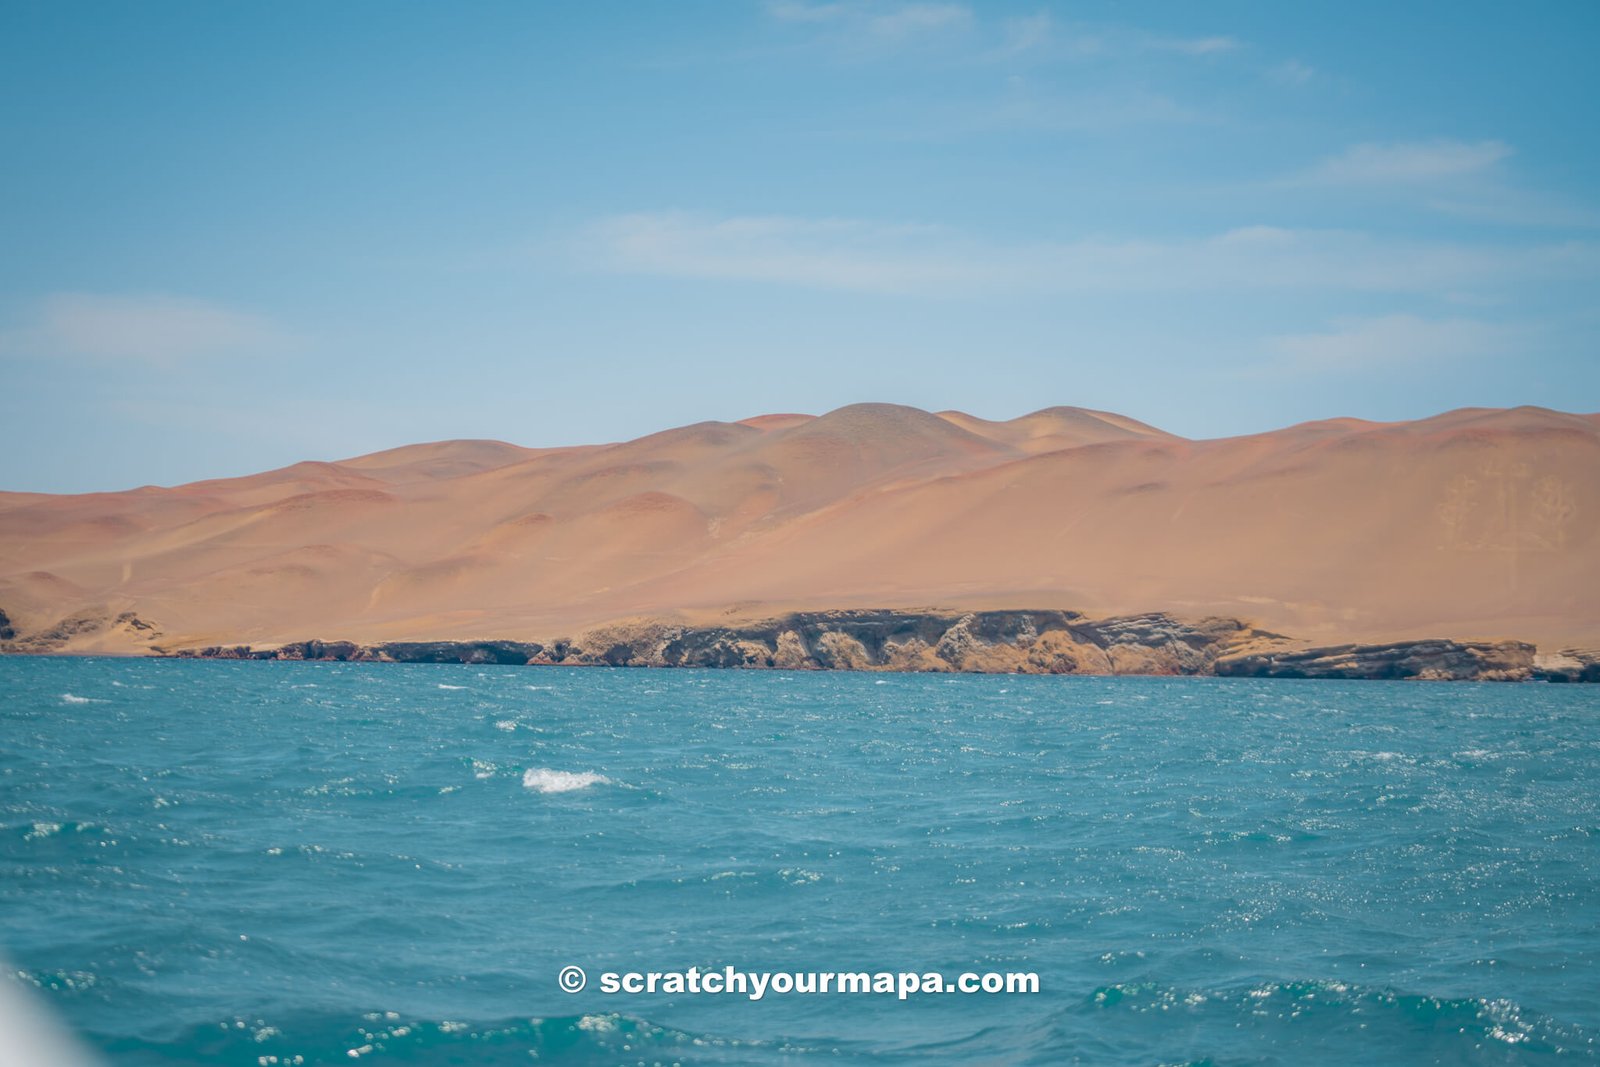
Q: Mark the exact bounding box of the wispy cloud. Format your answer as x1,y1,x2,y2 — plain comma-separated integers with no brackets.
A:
587,214,974,294
0,293,283,365
766,1,972,39
1154,35,1240,56
994,12,1056,57
981,14,1220,62
1263,313,1518,375
767,3,1242,65
948,84,1207,134
1276,138,1599,227
1299,139,1512,185
1268,59,1315,86
1426,189,1600,229
584,212,1596,299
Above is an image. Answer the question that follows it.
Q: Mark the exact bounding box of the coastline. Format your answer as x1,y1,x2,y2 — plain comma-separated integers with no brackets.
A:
85,608,1600,682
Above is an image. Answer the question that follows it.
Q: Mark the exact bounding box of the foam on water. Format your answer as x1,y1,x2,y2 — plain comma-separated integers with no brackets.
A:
521,768,610,793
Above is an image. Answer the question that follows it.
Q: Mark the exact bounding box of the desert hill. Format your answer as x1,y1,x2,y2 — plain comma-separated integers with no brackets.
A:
0,403,1596,655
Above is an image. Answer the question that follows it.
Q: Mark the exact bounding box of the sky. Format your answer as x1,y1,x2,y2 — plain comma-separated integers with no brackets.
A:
2,0,1597,492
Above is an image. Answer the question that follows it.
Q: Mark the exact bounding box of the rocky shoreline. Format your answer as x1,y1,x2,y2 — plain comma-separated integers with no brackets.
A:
140,609,1600,682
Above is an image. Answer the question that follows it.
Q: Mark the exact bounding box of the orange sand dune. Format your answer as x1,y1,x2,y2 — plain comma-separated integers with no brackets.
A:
1,402,1596,653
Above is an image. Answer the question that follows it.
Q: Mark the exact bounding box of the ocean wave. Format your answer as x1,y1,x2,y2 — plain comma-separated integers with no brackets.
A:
102,1011,821,1066
437,684,466,691
60,693,99,704
522,768,610,793
1085,978,1593,1056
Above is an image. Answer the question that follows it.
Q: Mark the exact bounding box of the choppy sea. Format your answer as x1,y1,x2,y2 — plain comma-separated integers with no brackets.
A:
2,657,1597,1064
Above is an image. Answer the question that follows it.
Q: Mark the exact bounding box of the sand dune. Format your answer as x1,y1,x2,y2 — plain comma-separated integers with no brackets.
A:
1,403,1596,654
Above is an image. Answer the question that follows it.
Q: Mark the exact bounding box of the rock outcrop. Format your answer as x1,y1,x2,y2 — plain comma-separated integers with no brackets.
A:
8,600,1586,681
1213,639,1537,681
187,639,545,665
175,610,1267,673
526,610,1271,675
1533,648,1600,683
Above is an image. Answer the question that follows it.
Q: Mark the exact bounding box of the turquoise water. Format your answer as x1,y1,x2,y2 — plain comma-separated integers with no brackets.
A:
3,659,1598,1065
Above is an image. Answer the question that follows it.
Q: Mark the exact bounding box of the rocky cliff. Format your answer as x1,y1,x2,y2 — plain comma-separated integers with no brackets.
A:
137,608,1600,681
172,610,1261,673
1213,639,1538,682
537,610,1271,674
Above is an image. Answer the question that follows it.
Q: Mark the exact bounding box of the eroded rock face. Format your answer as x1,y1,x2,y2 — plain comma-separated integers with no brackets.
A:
56,607,1593,681
188,639,545,665
1534,649,1600,683
170,610,1274,675
565,610,1270,675
1214,639,1537,681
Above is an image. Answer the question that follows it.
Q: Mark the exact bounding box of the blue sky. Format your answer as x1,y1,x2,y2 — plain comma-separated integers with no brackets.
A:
2,1,1597,492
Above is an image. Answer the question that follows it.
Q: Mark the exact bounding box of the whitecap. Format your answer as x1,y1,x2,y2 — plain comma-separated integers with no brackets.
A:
522,768,610,793
437,683,466,690
494,719,517,732
61,693,97,704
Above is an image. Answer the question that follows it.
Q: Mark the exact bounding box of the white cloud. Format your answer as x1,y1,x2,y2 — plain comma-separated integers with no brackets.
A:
584,212,1597,298
0,293,281,365
1264,314,1517,375
1300,139,1512,185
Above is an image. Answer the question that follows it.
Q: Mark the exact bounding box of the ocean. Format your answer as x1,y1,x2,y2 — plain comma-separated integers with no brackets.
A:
2,657,1597,1065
